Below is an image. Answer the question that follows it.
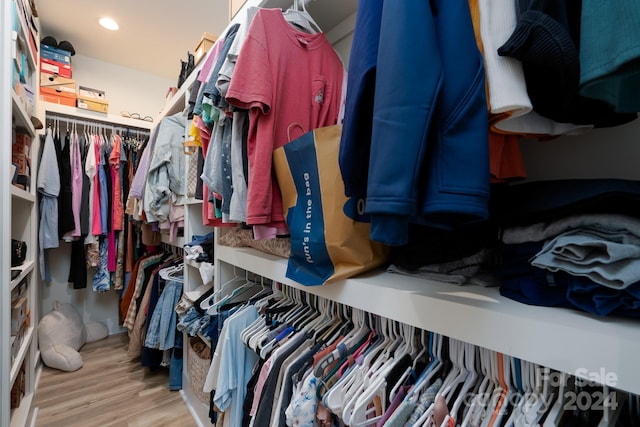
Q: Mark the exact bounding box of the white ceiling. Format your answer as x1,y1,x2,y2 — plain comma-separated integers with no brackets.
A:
37,0,231,81
36,0,358,81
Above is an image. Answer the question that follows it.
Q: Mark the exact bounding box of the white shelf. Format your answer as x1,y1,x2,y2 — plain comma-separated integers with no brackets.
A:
41,102,154,130
9,391,34,427
10,260,34,291
11,89,35,137
9,326,34,388
161,233,185,248
216,244,640,396
12,0,37,72
185,259,201,269
10,185,34,203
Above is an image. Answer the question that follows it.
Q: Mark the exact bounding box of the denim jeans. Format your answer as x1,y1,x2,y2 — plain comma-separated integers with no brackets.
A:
144,280,183,350
169,332,183,390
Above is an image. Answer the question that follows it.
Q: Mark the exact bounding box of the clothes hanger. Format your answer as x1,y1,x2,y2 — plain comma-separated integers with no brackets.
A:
478,350,503,427
199,267,246,310
462,347,494,427
596,385,626,427
388,324,420,402
350,323,416,426
282,0,322,34
449,342,479,425
208,278,260,315
159,263,184,283
488,353,514,427
511,360,531,426
541,371,567,427
405,332,444,411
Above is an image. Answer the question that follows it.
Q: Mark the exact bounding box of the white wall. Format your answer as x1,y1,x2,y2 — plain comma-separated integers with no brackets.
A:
39,55,173,334
69,54,174,120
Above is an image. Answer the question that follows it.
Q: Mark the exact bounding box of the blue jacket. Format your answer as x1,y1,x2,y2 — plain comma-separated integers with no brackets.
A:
341,0,490,246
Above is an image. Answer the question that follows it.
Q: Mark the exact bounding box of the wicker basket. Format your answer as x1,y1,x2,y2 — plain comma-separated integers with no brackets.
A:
187,337,211,405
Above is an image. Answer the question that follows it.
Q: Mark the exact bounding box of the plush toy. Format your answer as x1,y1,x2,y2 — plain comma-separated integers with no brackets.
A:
38,302,109,372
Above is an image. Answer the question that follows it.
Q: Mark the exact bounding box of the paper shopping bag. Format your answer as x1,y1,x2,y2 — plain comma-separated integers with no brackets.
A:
273,125,388,286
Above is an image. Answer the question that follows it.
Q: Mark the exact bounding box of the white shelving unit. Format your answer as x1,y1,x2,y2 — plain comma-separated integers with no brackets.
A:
41,101,155,130
149,0,640,425
2,1,40,426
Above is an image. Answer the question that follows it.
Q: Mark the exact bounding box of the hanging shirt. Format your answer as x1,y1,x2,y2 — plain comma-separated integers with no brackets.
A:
57,131,75,238
91,134,103,238
226,8,344,233
71,132,83,237
98,135,110,235
38,128,61,281
206,306,259,427
108,133,123,272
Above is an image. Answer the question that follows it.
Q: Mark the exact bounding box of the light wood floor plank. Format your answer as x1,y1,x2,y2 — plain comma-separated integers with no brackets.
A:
34,333,197,427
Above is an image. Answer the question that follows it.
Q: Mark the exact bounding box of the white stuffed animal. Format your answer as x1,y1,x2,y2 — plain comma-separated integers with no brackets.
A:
38,302,109,372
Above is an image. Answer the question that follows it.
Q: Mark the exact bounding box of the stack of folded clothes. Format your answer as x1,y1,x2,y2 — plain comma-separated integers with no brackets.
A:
493,179,640,318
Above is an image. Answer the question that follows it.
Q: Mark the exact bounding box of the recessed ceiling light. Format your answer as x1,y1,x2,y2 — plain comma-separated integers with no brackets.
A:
99,17,119,31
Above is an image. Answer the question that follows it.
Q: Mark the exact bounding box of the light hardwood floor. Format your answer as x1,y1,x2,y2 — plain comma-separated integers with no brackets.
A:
34,333,197,427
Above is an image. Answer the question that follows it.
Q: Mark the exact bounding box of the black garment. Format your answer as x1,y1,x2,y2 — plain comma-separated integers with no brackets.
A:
390,223,494,270
242,112,249,185
186,73,202,120
103,143,113,233
252,333,310,427
242,358,267,427
141,272,164,367
498,0,636,127
57,132,75,236
492,179,640,226
68,238,87,289
195,147,204,201
79,136,91,235
383,354,412,401
134,258,164,316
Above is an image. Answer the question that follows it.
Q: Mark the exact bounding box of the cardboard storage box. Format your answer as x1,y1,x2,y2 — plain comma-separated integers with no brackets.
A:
40,57,72,78
41,43,72,64
40,72,76,94
13,132,31,157
77,95,109,113
194,32,216,65
78,85,106,101
10,364,25,409
40,85,77,107
11,152,29,175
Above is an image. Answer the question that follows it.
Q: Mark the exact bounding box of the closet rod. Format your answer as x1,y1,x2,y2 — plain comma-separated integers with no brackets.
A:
44,111,152,135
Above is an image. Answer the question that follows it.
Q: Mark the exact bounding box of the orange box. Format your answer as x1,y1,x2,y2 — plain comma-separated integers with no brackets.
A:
40,86,77,107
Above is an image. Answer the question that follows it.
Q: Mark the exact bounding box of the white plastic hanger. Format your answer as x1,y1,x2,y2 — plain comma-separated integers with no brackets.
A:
159,263,184,282
597,385,627,427
542,372,568,427
349,321,415,427
449,342,479,424
282,0,322,34
199,267,246,310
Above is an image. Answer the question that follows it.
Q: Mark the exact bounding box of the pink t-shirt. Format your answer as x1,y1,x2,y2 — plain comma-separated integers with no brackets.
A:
226,8,344,229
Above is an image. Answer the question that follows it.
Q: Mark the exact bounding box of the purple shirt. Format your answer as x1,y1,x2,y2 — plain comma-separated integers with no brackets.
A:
129,126,158,199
